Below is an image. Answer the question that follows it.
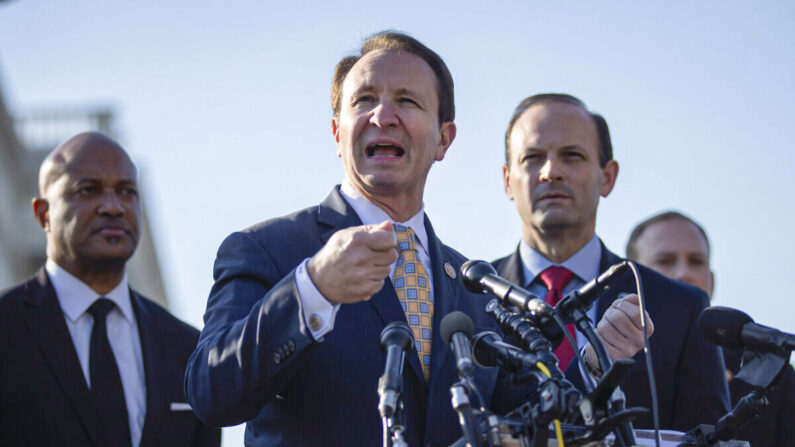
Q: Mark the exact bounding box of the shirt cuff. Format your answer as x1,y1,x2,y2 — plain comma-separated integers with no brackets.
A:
296,258,340,341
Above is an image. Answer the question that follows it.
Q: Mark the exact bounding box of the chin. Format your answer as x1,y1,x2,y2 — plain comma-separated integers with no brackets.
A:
83,244,137,263
362,176,409,193
534,212,578,232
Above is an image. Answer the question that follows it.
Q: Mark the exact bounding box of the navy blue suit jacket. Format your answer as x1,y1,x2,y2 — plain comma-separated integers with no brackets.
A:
722,348,795,447
185,187,533,446
493,243,731,432
0,268,220,447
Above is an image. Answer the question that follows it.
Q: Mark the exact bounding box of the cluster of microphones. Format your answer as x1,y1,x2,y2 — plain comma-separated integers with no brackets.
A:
377,260,795,447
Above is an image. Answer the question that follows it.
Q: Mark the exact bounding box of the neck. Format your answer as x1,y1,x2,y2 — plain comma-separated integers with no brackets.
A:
352,184,423,222
53,256,126,295
523,224,595,264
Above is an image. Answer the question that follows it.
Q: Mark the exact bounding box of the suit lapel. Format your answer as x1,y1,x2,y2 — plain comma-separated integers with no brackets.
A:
424,215,459,389
317,186,362,245
499,245,526,286
317,187,426,384
21,268,106,447
132,292,165,447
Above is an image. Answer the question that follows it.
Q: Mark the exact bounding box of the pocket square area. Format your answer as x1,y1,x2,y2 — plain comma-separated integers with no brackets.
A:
170,402,193,411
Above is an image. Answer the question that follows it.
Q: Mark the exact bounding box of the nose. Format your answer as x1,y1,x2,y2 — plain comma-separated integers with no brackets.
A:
672,262,694,286
97,191,125,217
369,101,399,128
538,157,564,183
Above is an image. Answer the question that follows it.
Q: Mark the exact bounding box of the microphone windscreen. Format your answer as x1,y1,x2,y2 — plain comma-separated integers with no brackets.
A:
698,306,754,349
380,321,415,352
460,260,497,293
440,311,475,344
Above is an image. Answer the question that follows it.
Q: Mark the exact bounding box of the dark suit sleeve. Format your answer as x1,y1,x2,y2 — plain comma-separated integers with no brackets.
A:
671,291,731,429
190,419,222,447
776,365,795,445
184,231,317,426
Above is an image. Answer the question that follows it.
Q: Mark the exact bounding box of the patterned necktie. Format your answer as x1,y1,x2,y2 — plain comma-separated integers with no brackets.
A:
392,224,433,380
538,266,577,371
88,298,132,447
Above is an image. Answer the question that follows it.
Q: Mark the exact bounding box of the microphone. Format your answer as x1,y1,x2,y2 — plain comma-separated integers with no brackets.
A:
440,311,476,378
554,261,629,318
698,306,795,354
461,260,552,317
471,331,540,371
378,321,415,419
485,299,562,353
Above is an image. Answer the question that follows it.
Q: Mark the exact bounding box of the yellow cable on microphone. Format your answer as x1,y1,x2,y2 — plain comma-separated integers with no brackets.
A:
535,362,564,447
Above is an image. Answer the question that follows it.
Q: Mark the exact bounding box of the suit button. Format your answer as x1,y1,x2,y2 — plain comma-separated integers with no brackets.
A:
273,352,282,364
287,339,295,352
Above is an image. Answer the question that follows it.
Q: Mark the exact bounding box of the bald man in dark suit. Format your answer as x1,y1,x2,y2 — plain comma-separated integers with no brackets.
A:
0,132,219,446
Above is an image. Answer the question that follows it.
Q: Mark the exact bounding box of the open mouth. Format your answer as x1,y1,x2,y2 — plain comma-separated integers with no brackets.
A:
366,143,405,158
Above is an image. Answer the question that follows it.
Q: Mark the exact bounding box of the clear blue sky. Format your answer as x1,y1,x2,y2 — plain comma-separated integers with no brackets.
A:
2,1,794,443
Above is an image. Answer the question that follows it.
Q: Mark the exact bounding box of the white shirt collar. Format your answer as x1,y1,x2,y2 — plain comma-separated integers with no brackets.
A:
340,179,429,255
45,258,134,324
518,235,602,286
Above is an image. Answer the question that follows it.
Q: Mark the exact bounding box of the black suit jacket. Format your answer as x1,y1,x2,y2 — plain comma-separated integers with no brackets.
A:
0,268,220,447
185,187,532,446
493,243,731,432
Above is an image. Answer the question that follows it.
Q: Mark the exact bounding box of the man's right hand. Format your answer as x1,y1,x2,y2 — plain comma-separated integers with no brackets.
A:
307,220,398,304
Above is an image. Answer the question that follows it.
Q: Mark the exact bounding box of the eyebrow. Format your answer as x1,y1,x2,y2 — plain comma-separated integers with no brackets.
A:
74,177,137,186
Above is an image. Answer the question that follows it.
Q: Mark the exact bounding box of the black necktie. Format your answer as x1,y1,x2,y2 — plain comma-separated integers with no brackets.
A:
88,298,132,447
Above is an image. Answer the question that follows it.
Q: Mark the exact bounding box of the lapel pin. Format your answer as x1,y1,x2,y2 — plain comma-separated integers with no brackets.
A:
444,262,457,279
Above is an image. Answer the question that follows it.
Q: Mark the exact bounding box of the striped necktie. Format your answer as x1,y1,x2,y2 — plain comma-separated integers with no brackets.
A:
392,224,433,380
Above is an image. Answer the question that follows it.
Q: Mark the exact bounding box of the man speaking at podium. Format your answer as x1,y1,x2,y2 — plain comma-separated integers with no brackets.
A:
185,32,537,446
494,94,730,431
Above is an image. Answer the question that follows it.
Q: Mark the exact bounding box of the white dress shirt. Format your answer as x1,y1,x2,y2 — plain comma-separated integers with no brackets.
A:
46,259,146,447
295,179,434,340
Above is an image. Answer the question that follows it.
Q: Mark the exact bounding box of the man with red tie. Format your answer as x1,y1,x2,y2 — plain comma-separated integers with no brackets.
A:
493,94,730,431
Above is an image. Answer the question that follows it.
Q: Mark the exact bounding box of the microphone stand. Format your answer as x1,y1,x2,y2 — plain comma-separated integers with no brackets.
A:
382,402,409,447
450,381,481,447
565,305,637,447
488,299,646,447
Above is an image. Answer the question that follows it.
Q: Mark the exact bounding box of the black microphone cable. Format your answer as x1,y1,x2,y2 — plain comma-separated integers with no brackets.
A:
549,312,594,393
626,261,659,447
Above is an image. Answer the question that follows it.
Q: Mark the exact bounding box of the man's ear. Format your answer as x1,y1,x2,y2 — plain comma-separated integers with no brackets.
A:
600,160,619,197
32,198,49,231
502,164,514,201
332,117,342,158
434,122,456,162
707,270,715,302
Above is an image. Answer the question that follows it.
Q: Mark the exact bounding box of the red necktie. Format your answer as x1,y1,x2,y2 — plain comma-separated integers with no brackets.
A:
538,266,576,371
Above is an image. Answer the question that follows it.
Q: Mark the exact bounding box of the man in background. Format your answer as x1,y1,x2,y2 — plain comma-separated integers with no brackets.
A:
494,93,730,431
0,132,220,447
627,210,795,447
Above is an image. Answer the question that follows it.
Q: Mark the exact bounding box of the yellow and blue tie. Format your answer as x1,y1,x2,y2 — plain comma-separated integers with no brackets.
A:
392,224,433,380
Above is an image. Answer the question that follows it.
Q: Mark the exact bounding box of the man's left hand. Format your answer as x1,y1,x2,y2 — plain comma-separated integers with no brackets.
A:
584,294,654,369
